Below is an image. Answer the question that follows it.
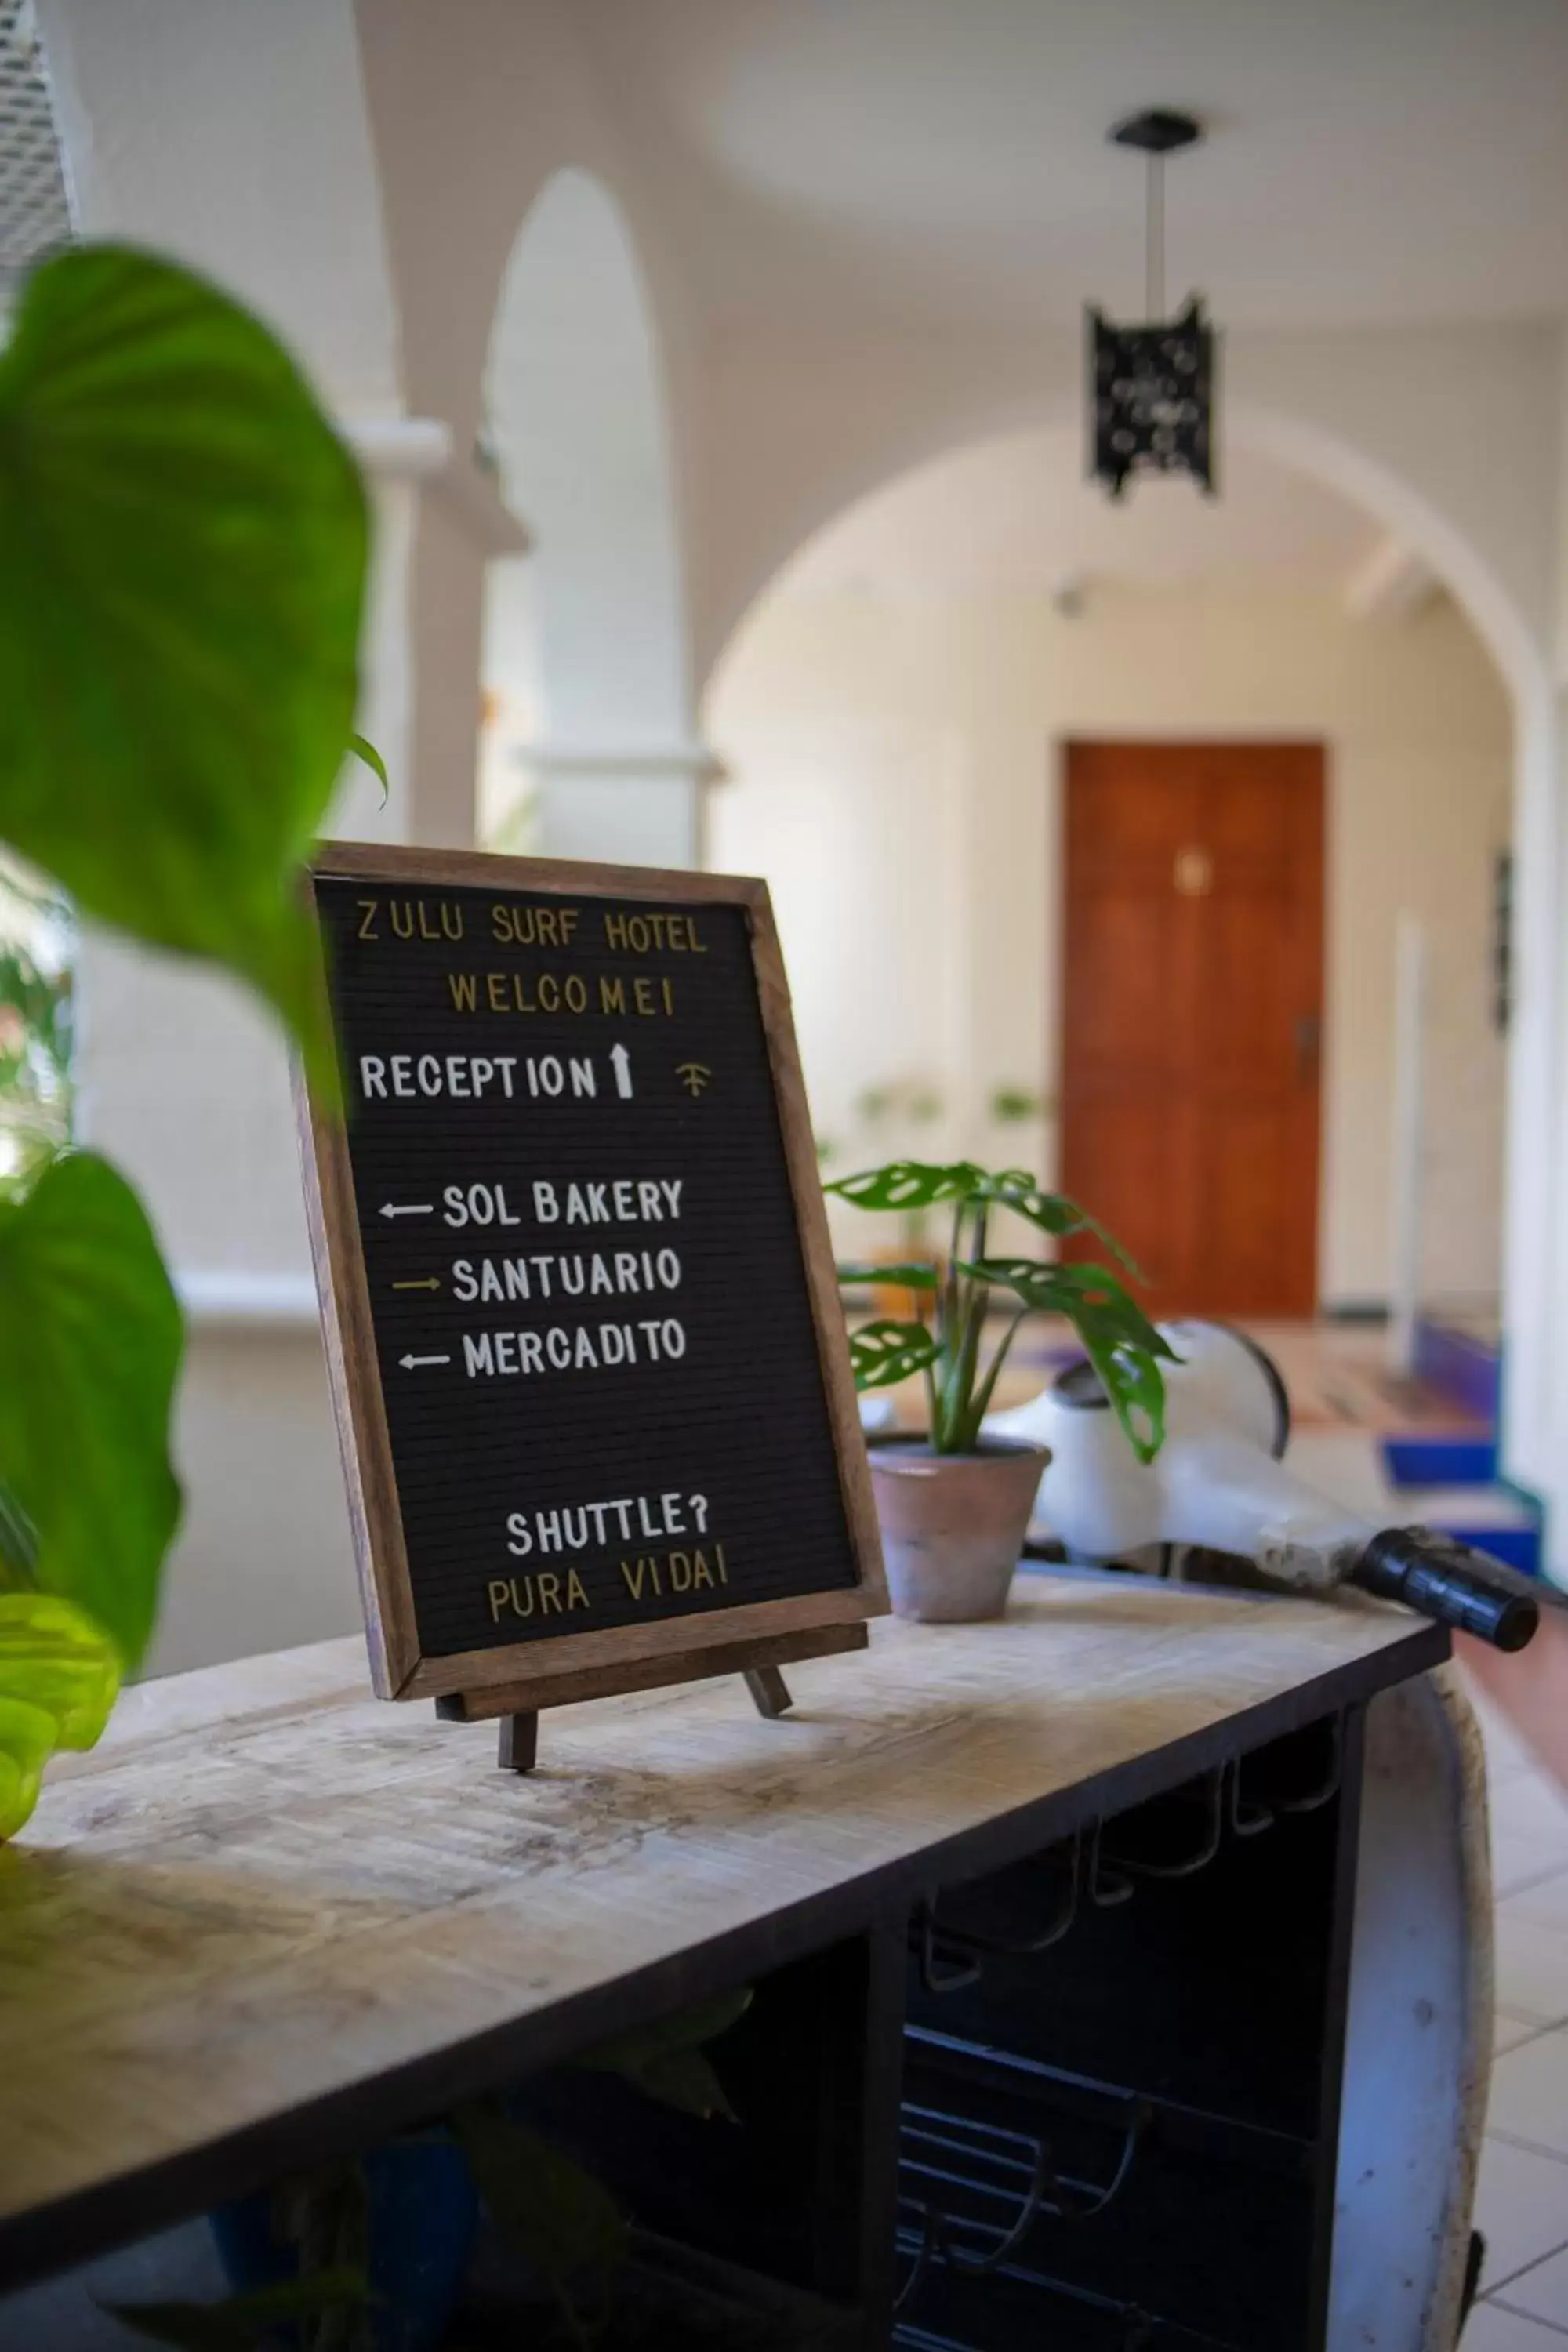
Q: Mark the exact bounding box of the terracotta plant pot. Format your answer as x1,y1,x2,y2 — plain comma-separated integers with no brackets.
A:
868,1436,1050,1622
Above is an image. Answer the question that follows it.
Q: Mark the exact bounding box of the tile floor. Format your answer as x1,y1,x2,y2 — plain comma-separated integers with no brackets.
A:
1464,1688,1568,2340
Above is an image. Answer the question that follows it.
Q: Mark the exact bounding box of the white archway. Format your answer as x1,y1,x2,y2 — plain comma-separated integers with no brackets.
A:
483,167,707,866
707,400,1559,1515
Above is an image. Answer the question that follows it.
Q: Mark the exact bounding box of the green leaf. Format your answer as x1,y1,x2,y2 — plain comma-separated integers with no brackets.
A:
847,1317,940,1393
0,243,368,1091
0,1150,182,1666
0,1590,120,1751
960,1258,1177,1462
581,1987,751,2121
835,1261,940,1290
347,732,388,804
615,2045,735,2122
825,1160,984,1213
454,2102,627,2284
968,1174,1140,1272
989,1086,1044,1123
0,1693,54,1846
107,2267,373,2352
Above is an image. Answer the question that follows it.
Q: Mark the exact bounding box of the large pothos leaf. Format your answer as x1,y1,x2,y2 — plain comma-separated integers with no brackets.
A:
0,1593,122,1838
847,1317,940,1393
0,1151,182,1666
961,1257,1178,1462
0,244,368,1088
0,1694,53,1847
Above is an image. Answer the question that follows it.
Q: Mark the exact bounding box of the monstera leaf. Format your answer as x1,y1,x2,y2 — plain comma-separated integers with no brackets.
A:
968,1173,1138,1269
848,1318,940,1392
835,1261,940,1290
829,1155,1168,1461
0,1150,182,1668
825,1161,985,1212
960,1258,1178,1461
0,243,368,1088
0,1592,120,1839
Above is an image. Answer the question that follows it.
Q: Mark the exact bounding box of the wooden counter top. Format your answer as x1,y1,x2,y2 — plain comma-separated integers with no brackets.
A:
0,1574,1442,2287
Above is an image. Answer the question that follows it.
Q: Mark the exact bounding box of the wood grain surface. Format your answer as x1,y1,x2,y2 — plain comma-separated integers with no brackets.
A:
0,1578,1441,2285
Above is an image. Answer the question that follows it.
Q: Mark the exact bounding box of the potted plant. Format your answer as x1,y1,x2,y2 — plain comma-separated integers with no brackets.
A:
829,1161,1175,1621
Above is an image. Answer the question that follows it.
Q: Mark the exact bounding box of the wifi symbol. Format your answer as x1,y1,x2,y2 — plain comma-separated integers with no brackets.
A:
677,1062,713,1098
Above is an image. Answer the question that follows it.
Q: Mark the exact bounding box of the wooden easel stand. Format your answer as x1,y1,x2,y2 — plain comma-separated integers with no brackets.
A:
434,1628,860,1772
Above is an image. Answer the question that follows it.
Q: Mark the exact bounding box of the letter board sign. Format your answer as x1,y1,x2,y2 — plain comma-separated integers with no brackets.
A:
298,842,886,1712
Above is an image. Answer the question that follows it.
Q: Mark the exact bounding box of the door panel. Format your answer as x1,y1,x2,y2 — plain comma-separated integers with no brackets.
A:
1068,890,1186,1086
1062,1100,1181,1294
1059,742,1324,1318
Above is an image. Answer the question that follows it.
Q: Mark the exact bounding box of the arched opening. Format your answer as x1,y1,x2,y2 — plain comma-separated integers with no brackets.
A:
708,413,1552,1516
480,167,699,867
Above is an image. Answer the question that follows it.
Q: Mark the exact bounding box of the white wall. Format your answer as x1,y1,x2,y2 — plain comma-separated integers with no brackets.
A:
710,583,1511,1310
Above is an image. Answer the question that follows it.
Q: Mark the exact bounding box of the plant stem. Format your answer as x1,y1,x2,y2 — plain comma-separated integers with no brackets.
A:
963,1305,1030,1446
942,1200,989,1451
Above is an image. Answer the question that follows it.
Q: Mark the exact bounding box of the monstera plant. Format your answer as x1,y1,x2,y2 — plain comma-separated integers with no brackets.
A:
830,1160,1173,1458
829,1161,1175,1622
0,241,375,1838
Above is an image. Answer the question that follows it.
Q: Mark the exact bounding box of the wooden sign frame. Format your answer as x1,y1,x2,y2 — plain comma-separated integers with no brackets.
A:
297,840,886,1730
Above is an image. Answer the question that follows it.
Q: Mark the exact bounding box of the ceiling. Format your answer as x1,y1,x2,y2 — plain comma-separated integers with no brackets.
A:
780,426,1382,598
581,0,1568,332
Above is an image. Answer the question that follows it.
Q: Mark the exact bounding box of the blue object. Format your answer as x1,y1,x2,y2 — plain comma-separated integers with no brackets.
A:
1383,1437,1497,1489
210,2136,477,2351
1438,1523,1541,1577
1412,1317,1501,1424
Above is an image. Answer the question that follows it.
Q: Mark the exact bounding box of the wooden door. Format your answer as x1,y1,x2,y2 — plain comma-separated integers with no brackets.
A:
1059,742,1323,1318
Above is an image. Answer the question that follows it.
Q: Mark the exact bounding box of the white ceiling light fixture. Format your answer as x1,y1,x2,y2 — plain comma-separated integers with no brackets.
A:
1088,108,1218,502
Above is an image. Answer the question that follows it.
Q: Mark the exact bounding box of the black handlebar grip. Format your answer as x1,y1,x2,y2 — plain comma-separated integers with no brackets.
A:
1353,1526,1540,1652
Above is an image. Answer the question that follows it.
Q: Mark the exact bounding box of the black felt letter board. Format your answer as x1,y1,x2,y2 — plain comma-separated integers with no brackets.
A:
310,869,863,1670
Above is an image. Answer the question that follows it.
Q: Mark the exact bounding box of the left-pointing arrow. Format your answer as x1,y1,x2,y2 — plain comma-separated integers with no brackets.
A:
399,1352,451,1370
381,1201,434,1219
